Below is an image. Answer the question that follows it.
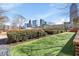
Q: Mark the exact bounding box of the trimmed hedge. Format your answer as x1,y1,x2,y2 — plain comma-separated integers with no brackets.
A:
44,29,64,35
7,29,47,43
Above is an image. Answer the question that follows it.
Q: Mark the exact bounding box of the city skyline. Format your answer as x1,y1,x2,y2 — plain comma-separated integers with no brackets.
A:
0,3,79,25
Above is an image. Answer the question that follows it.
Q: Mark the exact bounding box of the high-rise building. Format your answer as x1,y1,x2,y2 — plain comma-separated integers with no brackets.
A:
32,20,37,27
28,20,32,27
23,23,27,29
70,3,78,28
40,19,47,27
23,20,32,28
40,19,44,27
27,23,30,27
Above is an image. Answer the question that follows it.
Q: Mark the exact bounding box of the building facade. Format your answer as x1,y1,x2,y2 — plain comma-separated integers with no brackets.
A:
40,19,47,27
32,20,37,27
29,20,32,27
70,3,79,28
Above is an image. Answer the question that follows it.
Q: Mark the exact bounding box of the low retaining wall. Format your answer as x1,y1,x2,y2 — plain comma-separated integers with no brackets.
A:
73,31,79,56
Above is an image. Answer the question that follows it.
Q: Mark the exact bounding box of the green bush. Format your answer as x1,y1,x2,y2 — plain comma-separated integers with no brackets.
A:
7,29,47,43
43,28,65,35
44,29,58,35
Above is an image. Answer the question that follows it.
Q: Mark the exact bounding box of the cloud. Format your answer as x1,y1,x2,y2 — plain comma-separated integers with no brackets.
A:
48,3,67,8
0,4,15,10
0,3,22,13
4,22,11,25
56,18,65,24
55,17,70,24
33,9,64,20
25,4,67,20
49,3,56,7
49,3,70,14
36,12,54,19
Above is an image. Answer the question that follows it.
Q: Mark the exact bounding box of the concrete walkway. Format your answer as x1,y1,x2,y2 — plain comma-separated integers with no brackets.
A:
0,32,10,56
0,45,10,56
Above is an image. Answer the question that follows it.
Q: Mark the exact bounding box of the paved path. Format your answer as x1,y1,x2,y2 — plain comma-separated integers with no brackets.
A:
0,33,10,56
0,45,10,56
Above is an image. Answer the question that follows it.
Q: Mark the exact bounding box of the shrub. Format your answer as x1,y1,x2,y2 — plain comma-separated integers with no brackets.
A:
44,29,58,35
7,29,47,43
43,28,65,35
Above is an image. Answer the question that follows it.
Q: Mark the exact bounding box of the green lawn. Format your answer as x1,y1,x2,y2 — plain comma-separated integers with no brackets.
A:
10,32,75,56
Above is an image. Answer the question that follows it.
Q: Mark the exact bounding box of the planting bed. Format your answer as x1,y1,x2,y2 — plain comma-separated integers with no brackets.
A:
7,29,47,43
10,32,75,56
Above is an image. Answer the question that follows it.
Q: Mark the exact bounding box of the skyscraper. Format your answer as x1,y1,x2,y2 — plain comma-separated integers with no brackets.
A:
40,19,47,27
29,19,32,27
23,23,27,29
32,20,37,27
70,3,78,27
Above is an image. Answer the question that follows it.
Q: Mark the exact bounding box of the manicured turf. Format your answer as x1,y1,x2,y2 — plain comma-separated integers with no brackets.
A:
10,32,75,56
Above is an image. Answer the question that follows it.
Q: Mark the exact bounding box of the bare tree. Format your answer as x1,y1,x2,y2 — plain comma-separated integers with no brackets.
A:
11,20,18,29
47,22,56,26
12,14,26,29
0,7,9,30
